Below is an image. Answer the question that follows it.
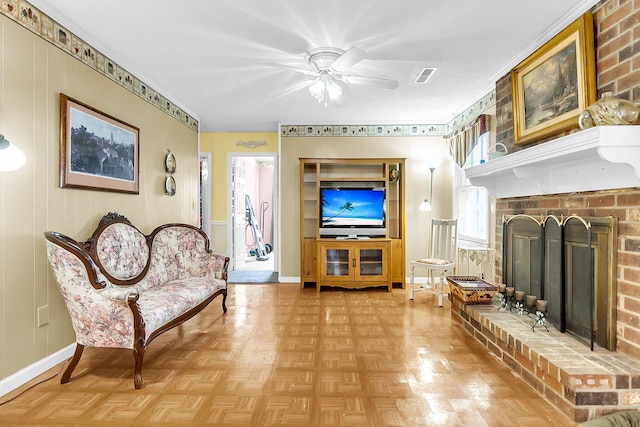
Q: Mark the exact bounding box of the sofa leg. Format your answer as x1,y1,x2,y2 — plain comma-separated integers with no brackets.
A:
61,343,84,384
222,291,228,313
133,346,145,389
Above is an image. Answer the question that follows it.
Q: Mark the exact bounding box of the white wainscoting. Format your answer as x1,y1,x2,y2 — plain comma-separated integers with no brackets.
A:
209,221,228,256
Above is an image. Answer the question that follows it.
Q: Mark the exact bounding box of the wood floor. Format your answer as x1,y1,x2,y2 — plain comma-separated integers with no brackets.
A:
0,283,576,426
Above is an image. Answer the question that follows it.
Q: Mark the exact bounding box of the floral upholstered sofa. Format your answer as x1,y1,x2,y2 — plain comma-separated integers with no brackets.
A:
44,212,229,389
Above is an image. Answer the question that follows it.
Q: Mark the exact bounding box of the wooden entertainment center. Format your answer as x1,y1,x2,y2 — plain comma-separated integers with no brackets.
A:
299,158,405,292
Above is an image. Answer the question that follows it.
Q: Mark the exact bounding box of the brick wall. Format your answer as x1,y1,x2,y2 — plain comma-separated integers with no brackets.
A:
492,0,640,360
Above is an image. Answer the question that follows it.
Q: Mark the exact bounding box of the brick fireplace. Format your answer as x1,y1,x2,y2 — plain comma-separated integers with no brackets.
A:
458,135,640,422
452,1,640,421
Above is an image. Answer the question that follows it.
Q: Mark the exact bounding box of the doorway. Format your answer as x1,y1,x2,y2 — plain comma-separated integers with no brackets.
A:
227,153,278,283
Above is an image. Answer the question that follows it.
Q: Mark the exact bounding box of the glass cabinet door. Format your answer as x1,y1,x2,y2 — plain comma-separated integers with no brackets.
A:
356,247,386,280
323,248,352,279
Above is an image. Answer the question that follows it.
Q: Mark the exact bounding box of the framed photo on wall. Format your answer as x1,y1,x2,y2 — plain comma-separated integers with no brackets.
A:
511,12,596,146
59,93,140,193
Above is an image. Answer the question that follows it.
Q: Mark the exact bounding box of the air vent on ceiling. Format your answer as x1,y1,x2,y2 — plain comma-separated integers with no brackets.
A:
414,67,437,84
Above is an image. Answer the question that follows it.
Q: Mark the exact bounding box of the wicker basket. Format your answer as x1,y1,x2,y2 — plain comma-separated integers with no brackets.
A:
446,276,498,305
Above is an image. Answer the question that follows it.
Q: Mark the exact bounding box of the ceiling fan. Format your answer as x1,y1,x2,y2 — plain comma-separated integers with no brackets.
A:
263,47,400,105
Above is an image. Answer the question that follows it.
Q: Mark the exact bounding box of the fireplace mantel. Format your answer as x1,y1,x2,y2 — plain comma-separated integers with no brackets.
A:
465,126,640,198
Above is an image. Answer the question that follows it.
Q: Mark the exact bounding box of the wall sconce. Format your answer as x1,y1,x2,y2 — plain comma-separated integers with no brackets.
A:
0,135,26,171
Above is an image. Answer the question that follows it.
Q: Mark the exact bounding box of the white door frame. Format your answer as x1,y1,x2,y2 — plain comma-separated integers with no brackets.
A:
227,152,278,272
199,152,212,239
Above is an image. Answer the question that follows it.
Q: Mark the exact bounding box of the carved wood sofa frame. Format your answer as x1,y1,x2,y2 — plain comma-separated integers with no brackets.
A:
44,212,229,389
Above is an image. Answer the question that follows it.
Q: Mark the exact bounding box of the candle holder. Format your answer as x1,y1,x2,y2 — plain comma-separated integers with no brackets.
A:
514,291,525,315
496,285,512,312
496,291,508,311
531,300,549,332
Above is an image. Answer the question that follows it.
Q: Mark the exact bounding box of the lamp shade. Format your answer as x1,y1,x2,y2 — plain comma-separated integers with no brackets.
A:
308,72,342,105
419,199,432,212
0,135,26,171
325,79,342,101
308,79,325,100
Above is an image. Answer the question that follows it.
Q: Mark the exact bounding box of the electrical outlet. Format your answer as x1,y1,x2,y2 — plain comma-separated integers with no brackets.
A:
37,305,49,327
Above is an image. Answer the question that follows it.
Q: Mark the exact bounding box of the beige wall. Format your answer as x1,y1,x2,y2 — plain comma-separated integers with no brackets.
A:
280,135,453,279
0,16,199,383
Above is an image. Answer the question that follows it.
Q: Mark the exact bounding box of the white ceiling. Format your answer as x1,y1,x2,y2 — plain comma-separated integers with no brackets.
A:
29,0,598,132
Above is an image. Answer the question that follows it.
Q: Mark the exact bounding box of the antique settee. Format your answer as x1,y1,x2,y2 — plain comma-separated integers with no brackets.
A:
44,212,229,389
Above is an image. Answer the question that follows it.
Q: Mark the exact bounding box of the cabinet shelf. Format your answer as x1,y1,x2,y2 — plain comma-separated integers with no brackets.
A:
299,158,406,289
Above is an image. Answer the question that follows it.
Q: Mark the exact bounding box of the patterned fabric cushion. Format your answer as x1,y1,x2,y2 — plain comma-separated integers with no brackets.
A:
416,258,452,265
136,276,226,335
134,226,226,293
96,223,149,280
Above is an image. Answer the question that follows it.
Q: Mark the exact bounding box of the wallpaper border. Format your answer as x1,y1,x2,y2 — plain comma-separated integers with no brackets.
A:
281,90,496,137
1,0,199,131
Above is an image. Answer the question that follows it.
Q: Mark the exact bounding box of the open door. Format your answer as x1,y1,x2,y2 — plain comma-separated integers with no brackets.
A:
228,154,277,282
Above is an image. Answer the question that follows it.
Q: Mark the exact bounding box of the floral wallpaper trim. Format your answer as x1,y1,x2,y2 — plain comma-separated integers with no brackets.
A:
1,0,199,131
281,90,496,138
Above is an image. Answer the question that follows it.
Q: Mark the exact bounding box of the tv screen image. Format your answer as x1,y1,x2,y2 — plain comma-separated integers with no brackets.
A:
320,187,386,236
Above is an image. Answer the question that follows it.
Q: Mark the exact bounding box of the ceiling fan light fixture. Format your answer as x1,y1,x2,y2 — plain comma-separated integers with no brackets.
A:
308,75,342,105
309,79,325,100
326,79,342,101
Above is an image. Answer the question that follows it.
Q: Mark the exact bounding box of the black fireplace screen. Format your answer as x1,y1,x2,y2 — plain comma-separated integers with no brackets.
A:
502,214,617,351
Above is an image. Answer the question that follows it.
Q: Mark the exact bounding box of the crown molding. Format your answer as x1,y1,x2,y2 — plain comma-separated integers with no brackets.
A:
489,0,600,82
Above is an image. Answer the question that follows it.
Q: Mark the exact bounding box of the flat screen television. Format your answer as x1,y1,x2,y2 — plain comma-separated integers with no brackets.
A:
319,187,386,237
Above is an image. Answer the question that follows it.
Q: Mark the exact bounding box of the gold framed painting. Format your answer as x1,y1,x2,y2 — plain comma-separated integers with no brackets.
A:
511,12,596,146
60,94,140,193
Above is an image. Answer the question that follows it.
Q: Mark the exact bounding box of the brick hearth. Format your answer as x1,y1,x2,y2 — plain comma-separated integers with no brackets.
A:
450,296,640,423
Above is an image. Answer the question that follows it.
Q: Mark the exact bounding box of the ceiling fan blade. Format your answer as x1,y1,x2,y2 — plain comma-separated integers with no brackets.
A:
341,74,399,90
331,47,367,72
262,62,317,76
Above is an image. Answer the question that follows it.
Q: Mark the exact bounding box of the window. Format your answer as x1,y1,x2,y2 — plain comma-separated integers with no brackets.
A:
455,132,490,246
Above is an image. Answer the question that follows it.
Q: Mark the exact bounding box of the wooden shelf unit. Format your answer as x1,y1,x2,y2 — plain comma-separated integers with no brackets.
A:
299,158,405,291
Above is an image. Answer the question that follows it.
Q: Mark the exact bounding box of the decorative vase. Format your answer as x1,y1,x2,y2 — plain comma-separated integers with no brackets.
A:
578,91,640,129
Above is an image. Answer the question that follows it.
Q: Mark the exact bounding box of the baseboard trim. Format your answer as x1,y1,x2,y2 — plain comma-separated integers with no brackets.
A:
0,343,75,398
278,276,299,283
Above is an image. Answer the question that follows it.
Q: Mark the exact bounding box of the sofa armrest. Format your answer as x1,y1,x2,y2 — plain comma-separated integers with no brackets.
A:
201,252,230,281
96,276,140,302
45,239,137,348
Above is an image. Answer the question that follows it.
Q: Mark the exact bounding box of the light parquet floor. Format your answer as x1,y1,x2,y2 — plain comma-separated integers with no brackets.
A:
0,284,576,427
